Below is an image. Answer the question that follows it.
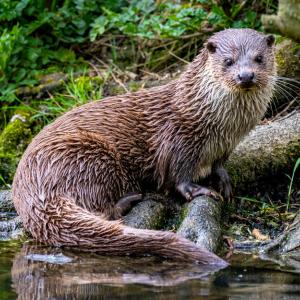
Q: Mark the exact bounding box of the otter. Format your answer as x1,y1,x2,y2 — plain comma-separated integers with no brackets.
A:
12,29,276,266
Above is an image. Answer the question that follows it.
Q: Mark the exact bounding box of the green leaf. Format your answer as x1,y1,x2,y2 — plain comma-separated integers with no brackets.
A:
15,0,30,16
90,16,108,41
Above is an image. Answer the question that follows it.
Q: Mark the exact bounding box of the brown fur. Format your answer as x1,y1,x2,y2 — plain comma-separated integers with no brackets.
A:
12,29,276,266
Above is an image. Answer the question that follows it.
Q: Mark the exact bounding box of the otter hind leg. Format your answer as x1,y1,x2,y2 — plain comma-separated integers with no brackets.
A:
114,192,143,218
45,130,141,219
213,166,233,201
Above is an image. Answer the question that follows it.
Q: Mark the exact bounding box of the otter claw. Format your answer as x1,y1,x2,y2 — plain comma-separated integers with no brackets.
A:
177,182,218,202
185,192,192,201
209,190,223,201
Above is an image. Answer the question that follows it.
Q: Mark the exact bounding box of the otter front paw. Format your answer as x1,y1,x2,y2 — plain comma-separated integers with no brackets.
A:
176,182,219,202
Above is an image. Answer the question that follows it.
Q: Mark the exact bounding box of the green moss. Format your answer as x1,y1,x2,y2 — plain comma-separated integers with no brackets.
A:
107,84,125,96
150,213,166,230
148,202,167,230
275,38,300,78
180,205,189,222
0,114,32,184
0,117,31,155
128,81,143,92
167,205,189,231
226,156,257,189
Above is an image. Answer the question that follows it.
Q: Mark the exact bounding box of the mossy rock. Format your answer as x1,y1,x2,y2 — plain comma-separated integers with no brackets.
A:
276,38,300,79
0,116,31,155
0,114,32,184
123,199,166,230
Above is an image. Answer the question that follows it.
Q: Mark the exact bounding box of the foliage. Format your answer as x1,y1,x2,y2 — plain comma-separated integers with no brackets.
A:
0,0,125,102
0,0,277,103
12,71,104,129
90,1,208,40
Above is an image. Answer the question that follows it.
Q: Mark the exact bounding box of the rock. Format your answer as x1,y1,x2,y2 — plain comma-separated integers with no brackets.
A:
121,194,224,252
123,195,166,229
0,190,23,240
177,196,222,252
0,216,23,240
275,38,300,79
26,253,73,264
0,190,14,212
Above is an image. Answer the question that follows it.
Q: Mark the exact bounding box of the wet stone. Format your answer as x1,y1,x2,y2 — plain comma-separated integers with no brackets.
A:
0,190,23,240
123,197,166,230
177,196,222,252
0,216,23,240
0,190,15,212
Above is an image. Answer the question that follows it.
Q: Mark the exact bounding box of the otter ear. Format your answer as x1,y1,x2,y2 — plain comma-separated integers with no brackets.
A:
266,34,275,47
206,41,217,53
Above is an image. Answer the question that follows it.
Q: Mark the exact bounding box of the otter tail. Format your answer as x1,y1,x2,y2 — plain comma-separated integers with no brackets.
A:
14,194,227,267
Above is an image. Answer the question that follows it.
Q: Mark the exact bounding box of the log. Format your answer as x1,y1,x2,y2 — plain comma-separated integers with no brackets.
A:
226,112,300,195
177,196,222,252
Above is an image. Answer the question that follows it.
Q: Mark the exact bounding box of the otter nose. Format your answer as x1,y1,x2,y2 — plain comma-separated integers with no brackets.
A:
238,71,255,84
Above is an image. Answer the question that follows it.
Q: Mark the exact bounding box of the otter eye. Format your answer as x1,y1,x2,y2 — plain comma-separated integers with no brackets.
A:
224,58,234,67
255,55,263,64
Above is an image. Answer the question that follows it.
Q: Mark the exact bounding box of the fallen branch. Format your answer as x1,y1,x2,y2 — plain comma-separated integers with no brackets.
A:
227,111,300,195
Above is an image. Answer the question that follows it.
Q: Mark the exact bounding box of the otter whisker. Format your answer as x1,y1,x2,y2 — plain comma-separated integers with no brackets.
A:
276,82,300,93
275,76,300,84
272,76,300,91
275,82,298,98
275,85,295,101
275,82,299,101
275,78,300,89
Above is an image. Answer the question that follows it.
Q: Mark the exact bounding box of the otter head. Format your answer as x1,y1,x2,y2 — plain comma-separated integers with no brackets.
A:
205,29,276,92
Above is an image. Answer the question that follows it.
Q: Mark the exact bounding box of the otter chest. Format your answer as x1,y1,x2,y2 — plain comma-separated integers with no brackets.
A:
192,97,264,180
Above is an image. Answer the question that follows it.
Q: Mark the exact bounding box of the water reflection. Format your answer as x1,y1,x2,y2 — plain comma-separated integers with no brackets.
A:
8,243,300,300
11,243,222,300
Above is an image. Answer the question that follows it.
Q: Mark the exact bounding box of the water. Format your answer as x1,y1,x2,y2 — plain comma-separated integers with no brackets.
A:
1,240,300,300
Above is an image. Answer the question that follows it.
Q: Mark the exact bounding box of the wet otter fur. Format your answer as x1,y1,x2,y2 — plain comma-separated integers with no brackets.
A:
12,29,276,266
